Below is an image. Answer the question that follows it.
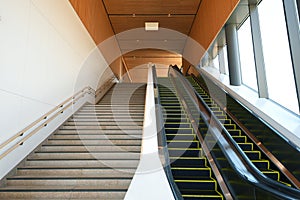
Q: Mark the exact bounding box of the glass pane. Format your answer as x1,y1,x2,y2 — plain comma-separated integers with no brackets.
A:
213,55,220,71
238,17,258,91
223,45,229,75
259,0,299,114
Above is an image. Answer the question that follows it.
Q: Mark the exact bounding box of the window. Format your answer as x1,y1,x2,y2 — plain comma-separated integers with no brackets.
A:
258,0,299,113
223,45,229,75
213,54,220,71
238,17,258,91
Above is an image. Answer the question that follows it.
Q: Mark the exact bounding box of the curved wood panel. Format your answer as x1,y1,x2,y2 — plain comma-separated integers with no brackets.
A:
103,0,201,15
183,0,240,66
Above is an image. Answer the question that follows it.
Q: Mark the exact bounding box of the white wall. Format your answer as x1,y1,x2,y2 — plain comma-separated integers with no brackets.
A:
0,0,112,179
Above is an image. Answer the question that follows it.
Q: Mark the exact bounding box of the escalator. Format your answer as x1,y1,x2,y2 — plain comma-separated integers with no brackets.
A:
187,76,292,187
186,66,300,189
157,77,224,200
156,66,300,199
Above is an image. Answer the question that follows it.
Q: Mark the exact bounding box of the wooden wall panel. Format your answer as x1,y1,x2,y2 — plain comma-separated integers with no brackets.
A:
69,0,114,44
110,15,194,35
69,0,123,79
103,0,201,15
183,0,240,66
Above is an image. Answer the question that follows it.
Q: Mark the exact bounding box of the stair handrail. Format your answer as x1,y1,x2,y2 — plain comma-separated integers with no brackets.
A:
95,76,116,98
152,65,183,200
0,77,116,160
170,67,300,199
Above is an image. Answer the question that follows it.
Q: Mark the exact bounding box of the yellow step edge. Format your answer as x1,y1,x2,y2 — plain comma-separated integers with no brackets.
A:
251,160,270,169
237,143,254,150
167,140,199,143
168,148,201,150
169,157,206,160
182,192,223,199
171,167,211,171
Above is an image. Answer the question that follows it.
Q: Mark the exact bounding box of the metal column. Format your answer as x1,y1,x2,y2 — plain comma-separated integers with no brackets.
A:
225,24,242,86
249,4,269,98
283,0,300,112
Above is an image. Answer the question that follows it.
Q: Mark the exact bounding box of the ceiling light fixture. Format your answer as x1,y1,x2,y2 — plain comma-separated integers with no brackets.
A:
145,22,159,31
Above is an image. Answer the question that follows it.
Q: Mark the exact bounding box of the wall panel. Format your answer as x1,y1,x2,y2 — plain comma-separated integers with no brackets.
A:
69,0,123,78
183,0,240,66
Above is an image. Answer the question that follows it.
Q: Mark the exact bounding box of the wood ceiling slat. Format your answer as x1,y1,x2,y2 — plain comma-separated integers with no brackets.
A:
109,15,195,34
103,0,201,15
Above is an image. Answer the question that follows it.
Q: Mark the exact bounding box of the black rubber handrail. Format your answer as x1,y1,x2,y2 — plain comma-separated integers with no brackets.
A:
152,65,183,200
187,65,300,153
169,67,300,200
189,73,300,189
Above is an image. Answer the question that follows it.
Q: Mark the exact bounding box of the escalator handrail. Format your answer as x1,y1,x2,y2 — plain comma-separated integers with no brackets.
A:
187,65,300,153
169,68,300,199
152,65,183,200
187,65,300,189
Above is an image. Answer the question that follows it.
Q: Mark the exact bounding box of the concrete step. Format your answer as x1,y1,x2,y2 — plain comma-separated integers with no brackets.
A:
0,186,126,199
64,121,144,126
46,139,142,146
29,152,140,160
78,109,145,113
25,160,139,168
16,168,136,177
61,125,143,130
6,178,131,187
70,118,144,122
40,145,141,152
56,129,142,135
71,116,144,121
75,112,144,116
51,134,142,140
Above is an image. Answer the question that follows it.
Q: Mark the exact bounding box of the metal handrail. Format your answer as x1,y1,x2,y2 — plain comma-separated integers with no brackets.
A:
172,67,300,199
0,78,116,160
152,65,183,200
95,76,116,98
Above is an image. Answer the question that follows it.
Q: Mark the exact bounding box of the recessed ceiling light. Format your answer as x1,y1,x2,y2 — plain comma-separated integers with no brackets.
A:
145,22,159,31
168,14,171,17
132,14,136,17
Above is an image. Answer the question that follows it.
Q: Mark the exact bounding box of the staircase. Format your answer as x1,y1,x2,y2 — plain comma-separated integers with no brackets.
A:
187,76,292,187
157,77,224,200
0,83,146,199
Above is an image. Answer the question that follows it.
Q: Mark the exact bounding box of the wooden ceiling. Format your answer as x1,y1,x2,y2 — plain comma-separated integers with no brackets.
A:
102,0,202,69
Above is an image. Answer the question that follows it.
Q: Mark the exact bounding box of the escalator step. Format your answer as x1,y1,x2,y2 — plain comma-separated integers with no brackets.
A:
181,190,223,199
175,180,216,190
232,136,247,143
244,151,261,160
170,157,206,168
165,129,193,135
252,160,270,170
165,123,191,129
223,124,236,129
237,143,253,151
172,168,211,179
227,130,241,136
165,118,189,123
262,171,280,181
168,149,202,158
167,141,199,149
166,134,195,141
